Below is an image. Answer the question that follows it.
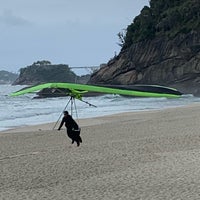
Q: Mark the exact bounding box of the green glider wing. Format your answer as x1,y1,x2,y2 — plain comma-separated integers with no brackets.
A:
11,82,182,98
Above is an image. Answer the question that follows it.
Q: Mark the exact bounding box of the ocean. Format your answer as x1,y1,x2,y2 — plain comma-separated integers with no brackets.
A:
1,84,200,131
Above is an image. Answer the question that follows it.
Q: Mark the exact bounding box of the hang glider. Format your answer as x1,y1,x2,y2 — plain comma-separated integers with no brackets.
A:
10,82,182,98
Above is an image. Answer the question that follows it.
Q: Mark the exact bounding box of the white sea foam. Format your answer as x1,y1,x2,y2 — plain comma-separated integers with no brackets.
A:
0,84,199,131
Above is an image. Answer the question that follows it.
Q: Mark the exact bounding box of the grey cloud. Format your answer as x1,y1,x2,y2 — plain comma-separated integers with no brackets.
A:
0,10,32,26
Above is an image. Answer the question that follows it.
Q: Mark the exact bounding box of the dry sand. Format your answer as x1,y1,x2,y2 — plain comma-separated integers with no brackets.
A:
1,104,200,199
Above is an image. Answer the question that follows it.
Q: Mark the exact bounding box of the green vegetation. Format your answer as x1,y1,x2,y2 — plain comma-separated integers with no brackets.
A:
19,61,77,83
120,0,200,49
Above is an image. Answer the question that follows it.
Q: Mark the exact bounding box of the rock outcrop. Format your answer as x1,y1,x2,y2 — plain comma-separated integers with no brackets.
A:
89,31,200,95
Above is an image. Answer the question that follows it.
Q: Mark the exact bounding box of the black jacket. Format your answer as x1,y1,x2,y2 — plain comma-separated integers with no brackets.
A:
58,115,79,130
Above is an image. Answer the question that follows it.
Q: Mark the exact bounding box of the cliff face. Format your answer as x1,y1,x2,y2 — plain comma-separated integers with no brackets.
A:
89,31,200,86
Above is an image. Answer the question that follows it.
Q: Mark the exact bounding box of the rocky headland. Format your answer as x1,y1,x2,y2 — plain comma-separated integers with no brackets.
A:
89,0,200,96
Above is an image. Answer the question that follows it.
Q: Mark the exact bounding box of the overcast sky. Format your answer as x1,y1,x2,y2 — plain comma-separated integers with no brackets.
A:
0,0,149,74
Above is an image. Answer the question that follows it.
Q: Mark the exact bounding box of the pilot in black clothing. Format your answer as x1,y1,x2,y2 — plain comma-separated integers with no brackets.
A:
58,111,82,146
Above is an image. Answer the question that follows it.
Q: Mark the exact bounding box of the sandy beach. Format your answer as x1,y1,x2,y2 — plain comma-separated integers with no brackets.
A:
1,104,200,199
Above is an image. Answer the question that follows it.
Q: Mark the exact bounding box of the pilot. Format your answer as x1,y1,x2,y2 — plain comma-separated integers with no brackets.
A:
58,111,82,146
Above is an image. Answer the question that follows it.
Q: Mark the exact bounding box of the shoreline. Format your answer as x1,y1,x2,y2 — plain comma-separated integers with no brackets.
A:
1,102,198,134
1,110,153,134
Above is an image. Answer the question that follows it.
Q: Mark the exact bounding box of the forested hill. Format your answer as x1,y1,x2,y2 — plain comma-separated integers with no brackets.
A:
89,0,200,96
123,0,200,49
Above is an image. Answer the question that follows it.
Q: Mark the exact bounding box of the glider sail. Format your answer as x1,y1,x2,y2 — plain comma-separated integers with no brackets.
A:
11,82,182,98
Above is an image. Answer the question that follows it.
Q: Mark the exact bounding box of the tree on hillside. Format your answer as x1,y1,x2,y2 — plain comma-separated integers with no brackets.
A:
33,60,51,66
122,0,200,49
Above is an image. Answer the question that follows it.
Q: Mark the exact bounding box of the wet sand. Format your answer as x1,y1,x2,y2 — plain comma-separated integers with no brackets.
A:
1,104,200,199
